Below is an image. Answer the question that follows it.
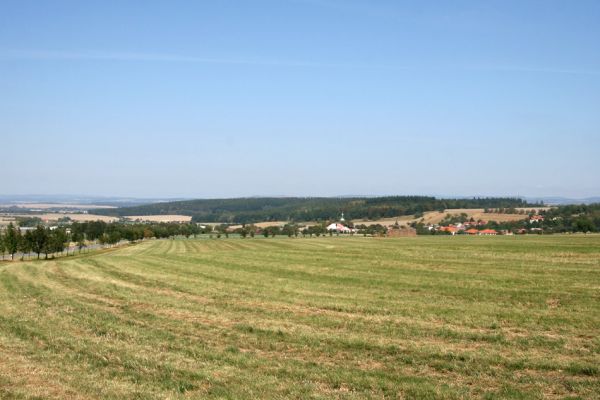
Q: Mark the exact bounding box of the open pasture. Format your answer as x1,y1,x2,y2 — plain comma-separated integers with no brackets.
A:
0,236,599,399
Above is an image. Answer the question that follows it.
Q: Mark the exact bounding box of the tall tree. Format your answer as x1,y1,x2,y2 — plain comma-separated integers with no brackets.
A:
19,231,33,260
108,230,121,247
0,230,5,260
4,223,20,260
30,225,49,259
49,228,69,257
74,231,86,253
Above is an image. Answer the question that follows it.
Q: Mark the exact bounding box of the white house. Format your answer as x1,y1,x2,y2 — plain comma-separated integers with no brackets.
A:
326,223,355,233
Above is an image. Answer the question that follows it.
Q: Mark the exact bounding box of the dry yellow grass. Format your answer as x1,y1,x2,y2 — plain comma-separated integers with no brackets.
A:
0,216,17,226
354,208,549,227
420,209,531,224
125,214,192,223
7,213,118,223
353,215,417,227
228,220,291,230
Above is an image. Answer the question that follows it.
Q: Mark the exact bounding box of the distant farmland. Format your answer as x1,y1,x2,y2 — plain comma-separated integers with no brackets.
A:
1,236,598,399
125,214,192,223
1,213,119,224
92,196,535,224
352,208,539,227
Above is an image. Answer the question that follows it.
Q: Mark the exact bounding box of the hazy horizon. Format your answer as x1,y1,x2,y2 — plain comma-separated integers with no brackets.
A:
1,193,599,203
2,1,599,198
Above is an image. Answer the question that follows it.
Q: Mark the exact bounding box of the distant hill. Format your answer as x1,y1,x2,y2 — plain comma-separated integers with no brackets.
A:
93,196,538,224
525,196,600,205
0,195,187,208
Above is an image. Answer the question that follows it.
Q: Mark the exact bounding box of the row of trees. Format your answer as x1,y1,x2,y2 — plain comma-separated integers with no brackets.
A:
0,224,69,260
0,221,216,261
69,220,211,244
69,221,217,247
232,222,388,238
483,208,541,215
237,225,294,238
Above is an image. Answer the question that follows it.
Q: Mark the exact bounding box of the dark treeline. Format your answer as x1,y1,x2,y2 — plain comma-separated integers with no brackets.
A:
94,196,535,224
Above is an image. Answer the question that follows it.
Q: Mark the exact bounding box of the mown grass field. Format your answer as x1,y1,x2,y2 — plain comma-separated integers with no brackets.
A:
1,236,599,399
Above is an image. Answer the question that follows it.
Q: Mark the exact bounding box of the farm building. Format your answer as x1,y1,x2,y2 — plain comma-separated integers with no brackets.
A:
326,223,356,234
530,215,545,223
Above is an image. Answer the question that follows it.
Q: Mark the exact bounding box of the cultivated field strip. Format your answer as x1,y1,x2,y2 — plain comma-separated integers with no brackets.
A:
1,236,599,399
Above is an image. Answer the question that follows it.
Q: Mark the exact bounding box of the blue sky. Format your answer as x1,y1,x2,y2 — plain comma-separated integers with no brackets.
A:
1,0,599,198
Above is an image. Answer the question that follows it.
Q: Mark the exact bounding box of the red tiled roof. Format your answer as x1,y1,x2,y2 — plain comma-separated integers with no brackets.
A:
439,226,458,232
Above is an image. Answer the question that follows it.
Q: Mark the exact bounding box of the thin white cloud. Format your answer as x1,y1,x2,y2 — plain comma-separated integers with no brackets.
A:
2,49,599,76
465,64,600,76
0,49,391,69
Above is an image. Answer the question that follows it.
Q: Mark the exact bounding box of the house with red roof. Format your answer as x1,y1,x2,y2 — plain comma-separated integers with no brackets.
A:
438,226,459,235
529,215,545,223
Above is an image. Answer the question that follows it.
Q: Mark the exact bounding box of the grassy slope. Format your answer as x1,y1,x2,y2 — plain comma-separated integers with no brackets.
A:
0,236,599,399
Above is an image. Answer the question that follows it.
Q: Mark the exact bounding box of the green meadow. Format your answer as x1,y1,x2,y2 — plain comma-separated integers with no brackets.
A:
1,236,599,399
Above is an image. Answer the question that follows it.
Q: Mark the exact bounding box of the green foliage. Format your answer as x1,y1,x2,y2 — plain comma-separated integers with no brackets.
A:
301,224,327,237
439,213,470,225
3,223,21,260
49,228,69,255
30,225,49,258
261,226,281,237
18,231,32,259
15,216,43,227
542,204,600,232
354,223,387,235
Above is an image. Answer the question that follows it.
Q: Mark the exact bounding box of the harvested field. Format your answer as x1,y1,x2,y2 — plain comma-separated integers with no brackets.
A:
0,235,598,399
420,209,531,225
0,216,17,226
7,213,118,223
355,208,543,227
125,215,192,223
